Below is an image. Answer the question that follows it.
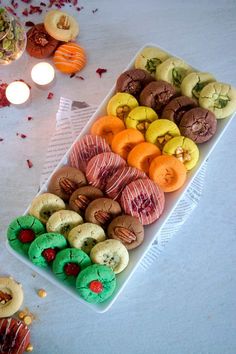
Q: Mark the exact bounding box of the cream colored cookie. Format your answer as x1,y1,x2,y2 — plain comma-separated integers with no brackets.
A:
199,82,236,119
156,57,192,92
181,72,216,99
29,193,66,224
44,10,79,42
68,223,106,254
90,239,129,274
135,46,169,76
0,277,24,318
46,210,83,238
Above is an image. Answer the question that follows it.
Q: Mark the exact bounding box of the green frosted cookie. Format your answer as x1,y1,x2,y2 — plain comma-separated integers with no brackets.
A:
28,233,67,268
52,248,91,286
76,264,116,303
7,215,45,256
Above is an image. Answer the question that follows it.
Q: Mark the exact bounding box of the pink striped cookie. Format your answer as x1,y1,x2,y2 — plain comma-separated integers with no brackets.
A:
68,134,111,173
120,178,165,225
105,166,146,200
0,318,30,354
86,152,126,190
53,43,86,74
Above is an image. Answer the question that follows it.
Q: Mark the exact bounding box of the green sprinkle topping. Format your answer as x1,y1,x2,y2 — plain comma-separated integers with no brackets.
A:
214,97,230,109
145,58,161,74
172,68,182,87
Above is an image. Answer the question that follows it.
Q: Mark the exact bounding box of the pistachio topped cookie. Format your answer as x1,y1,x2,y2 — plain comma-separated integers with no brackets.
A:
181,72,215,99
107,93,139,121
156,57,192,92
199,82,236,119
125,106,158,134
135,46,169,76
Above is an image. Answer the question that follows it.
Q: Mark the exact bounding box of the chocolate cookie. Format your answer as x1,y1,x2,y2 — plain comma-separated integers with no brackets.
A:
179,107,217,143
85,198,121,227
26,23,59,59
107,215,144,250
116,69,154,97
47,166,87,201
139,80,176,113
69,186,104,214
162,96,197,125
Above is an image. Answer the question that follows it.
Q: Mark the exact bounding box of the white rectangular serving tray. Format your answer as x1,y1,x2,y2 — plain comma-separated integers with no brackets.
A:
6,43,236,313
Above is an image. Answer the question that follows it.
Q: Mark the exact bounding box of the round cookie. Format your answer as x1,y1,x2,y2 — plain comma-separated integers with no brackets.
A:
125,106,158,134
53,43,86,74
135,46,169,76
76,264,116,303
111,128,145,160
179,107,217,143
105,166,146,200
199,82,236,119
26,23,59,59
46,210,83,238
47,166,87,201
7,215,45,256
44,10,79,42
149,155,187,192
107,93,139,121
90,115,125,145
163,136,199,171
120,178,165,225
0,318,30,354
68,134,111,173
127,142,161,174
28,233,67,268
29,193,66,224
0,277,24,318
181,72,215,99
86,152,126,190
156,57,192,92
139,80,176,113
69,186,104,214
68,223,106,254
52,248,91,286
145,119,180,150
161,96,197,125
90,239,129,274
107,215,144,250
85,198,121,227
116,69,154,97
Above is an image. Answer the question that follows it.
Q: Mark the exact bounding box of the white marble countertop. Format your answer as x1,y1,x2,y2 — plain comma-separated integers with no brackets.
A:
0,0,236,353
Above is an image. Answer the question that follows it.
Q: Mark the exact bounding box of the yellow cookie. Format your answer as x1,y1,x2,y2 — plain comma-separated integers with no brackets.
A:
181,72,216,99
163,136,199,171
135,46,169,76
44,10,79,42
156,57,192,92
107,93,139,121
125,106,158,134
199,82,236,119
145,119,180,150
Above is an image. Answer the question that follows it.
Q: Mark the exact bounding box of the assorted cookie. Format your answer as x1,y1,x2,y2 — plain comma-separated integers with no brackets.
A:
116,69,154,97
0,317,30,354
0,277,24,318
44,10,79,42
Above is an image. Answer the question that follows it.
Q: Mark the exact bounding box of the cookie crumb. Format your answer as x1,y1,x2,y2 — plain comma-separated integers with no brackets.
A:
37,289,47,298
18,310,27,320
24,315,32,326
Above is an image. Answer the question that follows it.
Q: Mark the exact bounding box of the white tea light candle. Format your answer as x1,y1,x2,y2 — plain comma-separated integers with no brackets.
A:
31,62,55,86
6,81,30,105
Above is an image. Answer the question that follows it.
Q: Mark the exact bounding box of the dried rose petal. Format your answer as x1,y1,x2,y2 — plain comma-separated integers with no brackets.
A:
20,134,27,139
27,159,33,168
77,6,84,11
96,68,107,78
5,6,17,16
25,21,35,27
47,92,54,99
21,0,31,3
92,8,98,13
22,8,29,16
29,5,42,14
0,83,10,108
27,116,33,120
40,2,46,6
11,0,18,9
75,75,85,80
0,138,4,142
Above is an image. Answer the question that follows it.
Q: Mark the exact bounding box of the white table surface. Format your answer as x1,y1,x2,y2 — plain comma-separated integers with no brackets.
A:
0,0,236,353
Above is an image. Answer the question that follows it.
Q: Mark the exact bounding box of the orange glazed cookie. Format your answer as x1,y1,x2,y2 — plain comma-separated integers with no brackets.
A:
149,155,187,192
127,142,161,174
53,43,86,74
90,116,125,145
111,128,145,160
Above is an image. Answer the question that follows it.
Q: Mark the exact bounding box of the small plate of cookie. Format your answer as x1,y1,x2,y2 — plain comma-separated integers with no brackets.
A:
6,43,236,312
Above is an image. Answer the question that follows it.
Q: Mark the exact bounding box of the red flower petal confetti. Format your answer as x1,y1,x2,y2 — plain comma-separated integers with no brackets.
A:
47,92,54,99
29,5,42,14
20,134,27,139
76,6,84,11
75,75,84,80
22,8,29,16
26,159,33,168
0,138,4,142
27,116,33,120
11,0,18,10
40,2,46,6
0,83,10,108
92,8,98,13
21,0,32,3
25,21,35,27
5,7,17,16
96,68,107,78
